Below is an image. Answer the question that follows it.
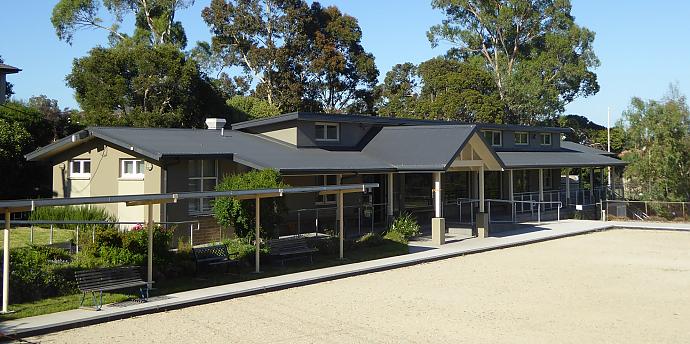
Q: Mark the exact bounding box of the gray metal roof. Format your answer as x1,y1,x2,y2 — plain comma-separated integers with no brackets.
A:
231,112,446,130
560,141,617,156
26,126,625,173
476,123,572,133
0,63,21,74
362,125,479,170
497,150,627,168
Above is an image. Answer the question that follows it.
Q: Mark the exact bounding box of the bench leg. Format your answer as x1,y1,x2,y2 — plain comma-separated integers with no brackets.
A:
98,291,103,311
91,291,102,311
139,287,149,301
79,292,87,308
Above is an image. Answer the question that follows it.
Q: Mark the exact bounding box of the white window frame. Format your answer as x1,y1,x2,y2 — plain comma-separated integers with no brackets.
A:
188,160,218,215
515,132,529,145
316,175,338,204
483,130,502,147
120,159,145,180
315,122,340,142
540,133,552,146
70,159,91,179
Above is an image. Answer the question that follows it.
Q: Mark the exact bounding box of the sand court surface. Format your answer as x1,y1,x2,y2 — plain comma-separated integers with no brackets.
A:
27,229,690,343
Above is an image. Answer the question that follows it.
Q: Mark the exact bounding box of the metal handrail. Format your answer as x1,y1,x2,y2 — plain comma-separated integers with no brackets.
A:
292,202,388,236
0,220,202,250
451,198,563,225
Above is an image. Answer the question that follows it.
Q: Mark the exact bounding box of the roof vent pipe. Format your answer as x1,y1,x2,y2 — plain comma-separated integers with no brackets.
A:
205,118,227,135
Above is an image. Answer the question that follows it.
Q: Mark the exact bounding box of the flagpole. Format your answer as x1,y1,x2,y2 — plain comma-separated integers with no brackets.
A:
607,107,612,196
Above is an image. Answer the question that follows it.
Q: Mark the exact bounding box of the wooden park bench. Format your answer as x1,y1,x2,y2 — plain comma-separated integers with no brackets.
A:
75,266,149,311
192,244,239,274
268,237,319,266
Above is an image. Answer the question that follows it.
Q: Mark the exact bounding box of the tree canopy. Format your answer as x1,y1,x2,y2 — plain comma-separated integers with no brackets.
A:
202,0,378,113
428,0,599,124
377,57,503,122
620,86,690,202
51,0,193,47
67,40,228,128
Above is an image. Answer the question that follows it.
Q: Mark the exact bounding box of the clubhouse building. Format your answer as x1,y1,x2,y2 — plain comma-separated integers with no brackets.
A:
26,113,626,242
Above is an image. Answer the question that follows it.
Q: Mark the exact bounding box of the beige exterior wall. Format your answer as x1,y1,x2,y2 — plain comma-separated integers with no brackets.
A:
260,127,297,145
50,138,162,224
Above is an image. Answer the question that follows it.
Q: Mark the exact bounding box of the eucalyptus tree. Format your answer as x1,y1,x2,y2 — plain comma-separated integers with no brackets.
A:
202,0,310,109
51,0,193,47
202,0,378,113
621,86,690,202
428,0,599,124
303,3,379,113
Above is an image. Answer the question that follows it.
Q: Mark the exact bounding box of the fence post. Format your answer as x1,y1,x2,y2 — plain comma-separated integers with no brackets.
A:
49,224,54,244
30,225,34,244
487,201,491,224
537,202,541,224
458,201,462,222
683,203,686,219
297,211,301,236
92,225,95,244
557,203,560,222
315,208,319,234
189,223,194,247
76,225,80,253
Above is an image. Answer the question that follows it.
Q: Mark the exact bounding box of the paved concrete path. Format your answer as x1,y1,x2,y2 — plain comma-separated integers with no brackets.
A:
2,220,689,337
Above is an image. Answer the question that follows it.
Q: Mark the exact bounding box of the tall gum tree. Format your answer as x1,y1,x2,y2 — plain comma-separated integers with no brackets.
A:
51,0,193,47
428,0,599,124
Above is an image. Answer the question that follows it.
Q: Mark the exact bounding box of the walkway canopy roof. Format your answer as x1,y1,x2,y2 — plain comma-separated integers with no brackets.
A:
497,141,627,169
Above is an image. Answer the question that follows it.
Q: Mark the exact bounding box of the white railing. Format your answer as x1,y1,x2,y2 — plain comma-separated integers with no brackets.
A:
448,198,562,225
0,220,201,251
293,202,388,237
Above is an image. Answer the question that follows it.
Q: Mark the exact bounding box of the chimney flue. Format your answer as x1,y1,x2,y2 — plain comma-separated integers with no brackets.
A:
205,118,227,131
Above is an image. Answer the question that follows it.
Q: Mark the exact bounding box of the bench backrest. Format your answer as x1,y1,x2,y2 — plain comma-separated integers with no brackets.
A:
75,266,144,290
193,244,229,261
268,237,311,253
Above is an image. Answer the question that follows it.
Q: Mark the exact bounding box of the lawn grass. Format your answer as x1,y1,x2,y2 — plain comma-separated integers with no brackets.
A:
0,227,75,249
0,239,408,321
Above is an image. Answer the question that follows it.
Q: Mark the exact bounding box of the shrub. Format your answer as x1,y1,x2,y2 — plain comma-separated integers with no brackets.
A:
356,232,385,247
388,213,420,240
4,245,77,303
30,205,117,229
223,237,269,264
121,225,173,265
212,169,288,239
383,230,408,244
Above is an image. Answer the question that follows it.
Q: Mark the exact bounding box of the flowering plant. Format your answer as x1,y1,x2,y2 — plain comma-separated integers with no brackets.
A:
131,223,144,231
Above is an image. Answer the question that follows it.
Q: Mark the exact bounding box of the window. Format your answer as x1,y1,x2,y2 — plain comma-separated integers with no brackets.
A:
317,175,338,204
483,130,502,147
70,159,91,178
120,159,145,179
188,160,217,214
315,122,339,141
540,133,552,146
515,132,529,145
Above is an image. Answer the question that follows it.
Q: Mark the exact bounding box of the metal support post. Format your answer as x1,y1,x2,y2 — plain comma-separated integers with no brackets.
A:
147,203,154,288
2,211,10,314
255,196,261,273
338,191,344,260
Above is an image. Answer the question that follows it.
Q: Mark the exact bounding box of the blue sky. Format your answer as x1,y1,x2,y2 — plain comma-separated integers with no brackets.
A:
2,1,690,126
